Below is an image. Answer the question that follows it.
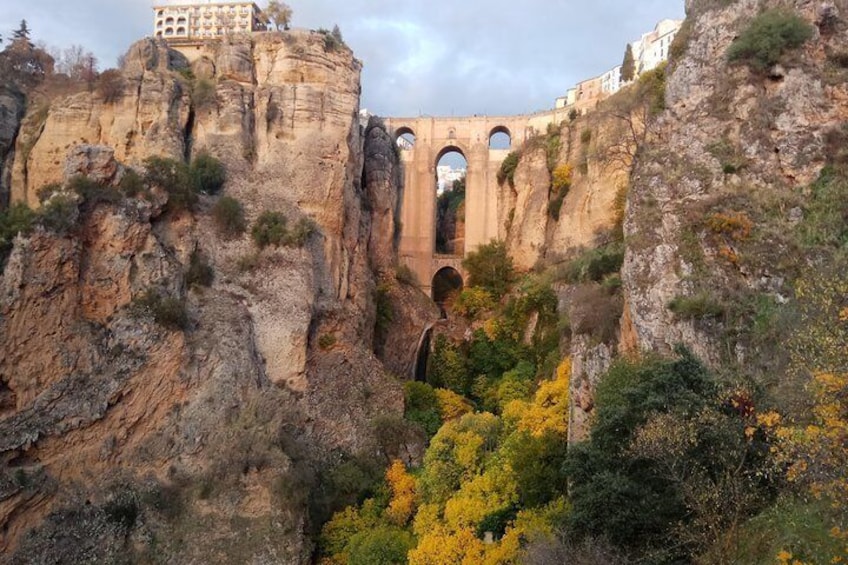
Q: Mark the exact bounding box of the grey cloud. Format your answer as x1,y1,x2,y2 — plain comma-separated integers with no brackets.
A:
0,0,684,116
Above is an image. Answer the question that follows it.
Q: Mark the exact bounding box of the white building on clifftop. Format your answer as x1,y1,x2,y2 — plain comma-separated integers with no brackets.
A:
153,2,266,41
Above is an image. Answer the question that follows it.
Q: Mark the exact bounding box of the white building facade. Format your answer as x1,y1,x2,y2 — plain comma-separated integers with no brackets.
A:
153,2,265,41
631,19,683,74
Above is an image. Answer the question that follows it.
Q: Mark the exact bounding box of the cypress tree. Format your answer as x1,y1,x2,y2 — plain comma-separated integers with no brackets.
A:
621,44,636,82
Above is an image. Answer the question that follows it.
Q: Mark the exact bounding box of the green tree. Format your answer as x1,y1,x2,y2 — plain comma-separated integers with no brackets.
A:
265,1,293,31
190,151,226,194
348,526,415,565
462,240,515,299
12,20,30,42
621,43,636,82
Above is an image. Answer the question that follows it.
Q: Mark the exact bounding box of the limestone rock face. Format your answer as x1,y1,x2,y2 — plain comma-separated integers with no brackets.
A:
10,39,191,207
506,147,550,270
0,33,420,562
623,0,848,360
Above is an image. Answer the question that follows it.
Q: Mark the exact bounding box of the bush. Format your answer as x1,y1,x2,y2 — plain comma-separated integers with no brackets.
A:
570,284,623,343
38,194,79,235
727,9,814,71
284,217,316,247
35,182,62,203
103,490,139,530
251,211,287,248
427,334,470,395
190,152,226,194
318,333,337,350
186,250,214,288
0,203,37,271
134,290,189,330
462,240,515,299
143,156,196,212
68,175,121,207
497,151,521,186
395,263,418,285
558,243,624,284
212,196,246,238
668,292,725,320
404,381,442,437
551,164,573,194
0,202,36,245
453,287,496,320
118,169,145,198
347,526,415,565
96,69,124,103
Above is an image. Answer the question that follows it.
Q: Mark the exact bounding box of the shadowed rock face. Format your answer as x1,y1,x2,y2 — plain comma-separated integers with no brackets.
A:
0,33,427,562
0,86,25,207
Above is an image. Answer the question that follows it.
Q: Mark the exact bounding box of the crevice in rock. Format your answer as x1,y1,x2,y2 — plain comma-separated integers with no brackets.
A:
183,105,196,162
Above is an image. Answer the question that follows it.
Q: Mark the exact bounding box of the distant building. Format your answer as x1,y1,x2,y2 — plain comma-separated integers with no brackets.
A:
552,18,682,113
631,19,683,74
601,64,623,95
153,2,266,41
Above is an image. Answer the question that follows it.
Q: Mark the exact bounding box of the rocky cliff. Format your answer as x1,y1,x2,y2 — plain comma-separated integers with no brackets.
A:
0,31,427,562
623,0,847,368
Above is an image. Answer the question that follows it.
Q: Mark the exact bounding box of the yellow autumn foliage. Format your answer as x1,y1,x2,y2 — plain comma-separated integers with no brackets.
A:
504,358,571,437
408,526,486,565
435,388,474,421
443,469,518,530
385,459,418,526
766,372,848,503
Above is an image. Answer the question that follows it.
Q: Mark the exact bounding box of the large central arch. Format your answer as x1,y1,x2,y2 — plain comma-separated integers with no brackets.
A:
385,115,534,294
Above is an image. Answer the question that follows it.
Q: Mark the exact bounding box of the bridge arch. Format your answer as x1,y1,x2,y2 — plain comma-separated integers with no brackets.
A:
394,126,416,150
489,126,512,149
432,266,464,309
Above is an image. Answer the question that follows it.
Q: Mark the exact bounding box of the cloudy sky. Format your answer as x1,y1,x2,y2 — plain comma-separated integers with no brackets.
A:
0,0,684,117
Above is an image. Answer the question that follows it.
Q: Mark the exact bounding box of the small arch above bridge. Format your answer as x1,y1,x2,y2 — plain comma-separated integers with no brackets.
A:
488,126,512,149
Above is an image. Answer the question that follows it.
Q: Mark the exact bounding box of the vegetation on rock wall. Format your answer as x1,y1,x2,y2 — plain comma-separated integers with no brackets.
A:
727,9,814,71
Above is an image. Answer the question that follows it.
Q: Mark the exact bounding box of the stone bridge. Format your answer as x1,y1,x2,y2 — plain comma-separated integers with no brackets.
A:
384,112,569,295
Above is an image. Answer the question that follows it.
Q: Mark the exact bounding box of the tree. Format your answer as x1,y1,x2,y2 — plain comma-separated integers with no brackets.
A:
462,239,515,299
55,45,98,83
265,1,293,31
12,20,31,43
0,28,54,90
621,43,636,82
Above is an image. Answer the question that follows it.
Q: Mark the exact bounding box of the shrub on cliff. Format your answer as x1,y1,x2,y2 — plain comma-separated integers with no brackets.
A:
462,240,515,299
497,152,520,187
727,9,814,71
133,290,188,330
0,203,36,270
251,211,287,248
186,250,214,288
143,156,196,212
190,152,226,195
250,211,315,249
213,196,246,238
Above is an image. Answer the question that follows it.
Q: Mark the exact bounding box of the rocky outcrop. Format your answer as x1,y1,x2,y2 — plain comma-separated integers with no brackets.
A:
0,32,422,562
11,40,191,206
623,0,848,362
505,147,550,270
